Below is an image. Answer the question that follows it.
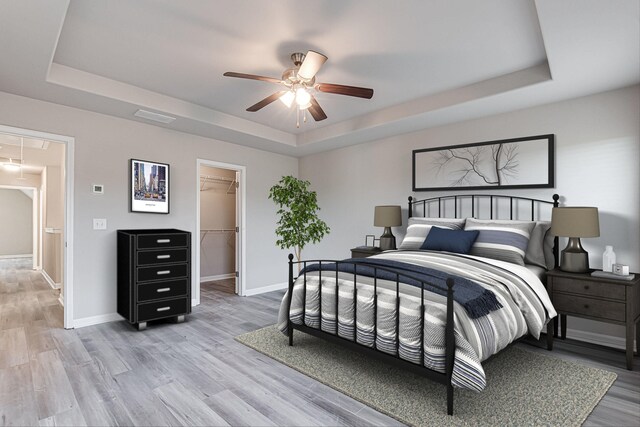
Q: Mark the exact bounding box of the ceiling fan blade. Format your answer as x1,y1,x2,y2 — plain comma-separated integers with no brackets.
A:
315,83,374,99
307,95,327,121
246,91,287,112
297,50,328,80
223,72,282,84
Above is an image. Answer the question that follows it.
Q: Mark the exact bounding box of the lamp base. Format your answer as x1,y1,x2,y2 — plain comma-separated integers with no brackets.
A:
379,227,396,251
560,237,590,273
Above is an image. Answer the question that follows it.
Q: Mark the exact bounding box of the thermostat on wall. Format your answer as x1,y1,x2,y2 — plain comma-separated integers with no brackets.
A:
92,184,104,194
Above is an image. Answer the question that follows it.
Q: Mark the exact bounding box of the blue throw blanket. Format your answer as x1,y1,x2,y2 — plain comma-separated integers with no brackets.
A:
300,257,502,319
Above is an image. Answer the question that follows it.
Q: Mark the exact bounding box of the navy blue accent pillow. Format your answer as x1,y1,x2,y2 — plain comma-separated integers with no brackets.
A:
420,226,480,254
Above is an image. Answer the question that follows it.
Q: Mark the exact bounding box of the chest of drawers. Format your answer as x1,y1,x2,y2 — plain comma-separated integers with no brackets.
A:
117,229,191,330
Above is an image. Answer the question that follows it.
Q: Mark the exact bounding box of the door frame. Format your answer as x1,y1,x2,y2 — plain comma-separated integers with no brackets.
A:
0,124,75,329
194,158,246,303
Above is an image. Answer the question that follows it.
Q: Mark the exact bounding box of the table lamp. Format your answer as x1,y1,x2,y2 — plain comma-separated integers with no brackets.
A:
374,205,402,251
550,207,600,273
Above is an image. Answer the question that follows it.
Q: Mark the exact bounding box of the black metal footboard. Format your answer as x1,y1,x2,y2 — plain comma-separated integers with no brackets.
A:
286,253,456,416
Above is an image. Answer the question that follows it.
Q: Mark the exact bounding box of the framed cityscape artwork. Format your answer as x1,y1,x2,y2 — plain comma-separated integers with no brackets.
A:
412,134,554,191
130,158,170,214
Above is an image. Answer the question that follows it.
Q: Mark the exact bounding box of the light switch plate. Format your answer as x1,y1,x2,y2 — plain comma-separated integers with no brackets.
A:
93,218,107,230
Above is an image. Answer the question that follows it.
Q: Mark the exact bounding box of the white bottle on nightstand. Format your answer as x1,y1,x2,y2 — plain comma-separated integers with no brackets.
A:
602,246,616,272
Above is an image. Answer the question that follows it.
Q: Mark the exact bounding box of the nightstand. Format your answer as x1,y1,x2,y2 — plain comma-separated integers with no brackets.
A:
546,269,640,370
350,246,383,258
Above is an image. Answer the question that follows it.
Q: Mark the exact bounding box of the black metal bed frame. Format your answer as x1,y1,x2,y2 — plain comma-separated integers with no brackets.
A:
287,193,560,416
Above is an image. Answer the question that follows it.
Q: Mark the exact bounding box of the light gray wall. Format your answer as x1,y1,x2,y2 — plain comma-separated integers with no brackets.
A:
0,188,32,256
0,90,297,321
299,85,640,342
200,165,236,279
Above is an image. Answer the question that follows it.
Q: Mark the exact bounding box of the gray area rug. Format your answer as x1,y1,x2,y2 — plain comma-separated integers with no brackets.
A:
236,326,617,426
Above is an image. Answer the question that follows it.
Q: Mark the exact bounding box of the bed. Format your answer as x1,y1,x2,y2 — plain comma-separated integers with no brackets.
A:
277,193,560,415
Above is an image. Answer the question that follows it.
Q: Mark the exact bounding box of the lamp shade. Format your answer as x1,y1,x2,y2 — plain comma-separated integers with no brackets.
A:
374,205,402,227
550,207,600,238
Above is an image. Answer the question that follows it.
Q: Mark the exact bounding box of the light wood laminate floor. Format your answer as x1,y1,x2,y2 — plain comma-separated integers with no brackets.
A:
1,258,638,426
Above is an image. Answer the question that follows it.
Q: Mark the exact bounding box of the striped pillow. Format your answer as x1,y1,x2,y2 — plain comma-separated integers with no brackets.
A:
399,217,466,250
464,219,535,265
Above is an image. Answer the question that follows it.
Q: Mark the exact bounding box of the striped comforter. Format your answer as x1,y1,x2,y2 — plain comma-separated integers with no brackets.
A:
277,250,556,392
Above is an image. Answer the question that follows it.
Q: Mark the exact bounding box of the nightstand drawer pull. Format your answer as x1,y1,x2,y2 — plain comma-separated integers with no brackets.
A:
156,306,171,312
157,239,171,244
584,285,589,290
157,254,171,260
157,270,171,275
584,304,589,309
156,287,171,293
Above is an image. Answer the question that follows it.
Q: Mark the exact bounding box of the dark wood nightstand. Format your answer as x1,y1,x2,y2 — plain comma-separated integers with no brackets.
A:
350,246,383,258
546,269,640,370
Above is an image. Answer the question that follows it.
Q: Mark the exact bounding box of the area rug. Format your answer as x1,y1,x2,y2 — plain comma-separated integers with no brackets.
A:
236,326,617,426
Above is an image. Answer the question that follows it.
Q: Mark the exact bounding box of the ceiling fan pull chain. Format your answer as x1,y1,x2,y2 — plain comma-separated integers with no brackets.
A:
296,107,300,128
303,109,307,123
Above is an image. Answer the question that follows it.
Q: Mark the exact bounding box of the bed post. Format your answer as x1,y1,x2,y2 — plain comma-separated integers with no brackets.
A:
408,196,413,219
288,253,294,346
552,194,560,268
445,277,455,415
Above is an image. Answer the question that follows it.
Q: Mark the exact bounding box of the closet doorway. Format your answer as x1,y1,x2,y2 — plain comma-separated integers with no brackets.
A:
195,159,246,304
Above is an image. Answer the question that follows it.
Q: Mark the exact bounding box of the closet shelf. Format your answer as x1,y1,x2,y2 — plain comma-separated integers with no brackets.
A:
200,174,237,194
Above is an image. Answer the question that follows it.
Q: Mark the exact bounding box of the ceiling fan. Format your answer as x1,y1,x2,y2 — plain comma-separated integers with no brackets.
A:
223,50,374,127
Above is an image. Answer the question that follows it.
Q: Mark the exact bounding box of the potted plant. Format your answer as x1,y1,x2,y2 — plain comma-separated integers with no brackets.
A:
269,175,330,264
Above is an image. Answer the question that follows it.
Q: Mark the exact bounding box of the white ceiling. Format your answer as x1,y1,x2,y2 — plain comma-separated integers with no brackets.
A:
0,0,637,157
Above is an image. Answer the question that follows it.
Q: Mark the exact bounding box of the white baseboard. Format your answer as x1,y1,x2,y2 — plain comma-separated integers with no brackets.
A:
40,270,61,289
73,313,123,329
0,254,32,259
200,273,235,283
243,282,287,296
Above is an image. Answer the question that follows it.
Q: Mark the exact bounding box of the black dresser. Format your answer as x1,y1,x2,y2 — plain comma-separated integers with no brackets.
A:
117,229,191,330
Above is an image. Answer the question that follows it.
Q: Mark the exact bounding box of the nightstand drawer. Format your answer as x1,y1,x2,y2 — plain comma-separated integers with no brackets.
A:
553,277,625,300
553,293,625,322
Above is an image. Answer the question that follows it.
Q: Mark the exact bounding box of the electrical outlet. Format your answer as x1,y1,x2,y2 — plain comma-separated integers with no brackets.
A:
93,218,107,230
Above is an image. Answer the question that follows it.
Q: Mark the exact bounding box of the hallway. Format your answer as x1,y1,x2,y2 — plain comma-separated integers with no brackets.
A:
0,257,61,331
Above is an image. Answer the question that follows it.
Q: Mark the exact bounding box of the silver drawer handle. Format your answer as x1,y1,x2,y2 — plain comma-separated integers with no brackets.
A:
156,288,171,293
157,239,171,243
156,270,171,275
156,306,171,312
156,254,171,259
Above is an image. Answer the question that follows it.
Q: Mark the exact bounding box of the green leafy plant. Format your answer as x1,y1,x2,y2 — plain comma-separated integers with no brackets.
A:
268,175,330,262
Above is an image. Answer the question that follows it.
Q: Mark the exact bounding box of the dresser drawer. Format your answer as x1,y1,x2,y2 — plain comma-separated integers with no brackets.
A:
138,279,189,302
137,263,188,282
137,233,188,249
553,277,625,301
137,298,188,322
553,293,625,322
137,248,188,266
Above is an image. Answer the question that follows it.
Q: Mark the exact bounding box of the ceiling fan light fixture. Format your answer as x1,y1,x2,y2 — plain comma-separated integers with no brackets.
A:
279,90,295,108
3,158,20,171
295,88,311,106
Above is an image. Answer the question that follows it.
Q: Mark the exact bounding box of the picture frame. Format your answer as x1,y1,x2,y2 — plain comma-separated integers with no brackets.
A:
412,134,554,191
130,158,170,214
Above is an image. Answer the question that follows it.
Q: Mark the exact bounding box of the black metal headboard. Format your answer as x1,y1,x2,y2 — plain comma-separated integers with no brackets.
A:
408,194,560,267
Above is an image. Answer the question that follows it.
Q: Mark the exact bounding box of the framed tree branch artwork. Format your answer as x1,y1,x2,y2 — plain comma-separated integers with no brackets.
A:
412,134,554,191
